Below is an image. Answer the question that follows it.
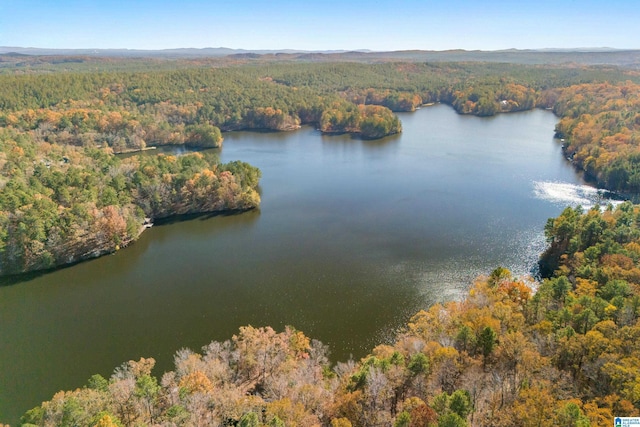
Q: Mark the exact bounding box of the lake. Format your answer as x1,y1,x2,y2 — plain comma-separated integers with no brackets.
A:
0,105,611,423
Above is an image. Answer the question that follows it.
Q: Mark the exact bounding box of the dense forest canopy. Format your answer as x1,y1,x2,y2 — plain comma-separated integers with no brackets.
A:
1,58,640,273
0,126,260,276
2,48,640,72
3,55,640,425
0,56,640,427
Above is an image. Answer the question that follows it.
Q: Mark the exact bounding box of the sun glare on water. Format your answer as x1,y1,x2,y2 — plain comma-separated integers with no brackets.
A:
532,181,623,210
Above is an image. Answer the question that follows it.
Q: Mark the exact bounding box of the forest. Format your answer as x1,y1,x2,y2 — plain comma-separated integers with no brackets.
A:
17,202,640,426
0,126,261,276
3,55,640,425
2,59,639,274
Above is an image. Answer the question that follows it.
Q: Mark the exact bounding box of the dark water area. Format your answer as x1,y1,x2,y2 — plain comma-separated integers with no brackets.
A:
0,105,609,423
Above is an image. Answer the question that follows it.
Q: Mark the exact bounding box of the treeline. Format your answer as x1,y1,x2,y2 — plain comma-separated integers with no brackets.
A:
20,202,640,427
0,66,405,152
0,126,260,276
0,62,638,142
0,62,637,151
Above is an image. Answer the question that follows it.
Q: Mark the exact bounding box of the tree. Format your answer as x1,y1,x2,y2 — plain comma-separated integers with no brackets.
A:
93,414,120,427
438,412,468,427
556,402,590,427
488,267,511,287
331,418,353,427
478,327,498,365
185,123,223,148
239,412,260,427
449,390,472,419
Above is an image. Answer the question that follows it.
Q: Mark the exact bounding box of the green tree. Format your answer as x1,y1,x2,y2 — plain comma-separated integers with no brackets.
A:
556,402,590,427
239,412,260,427
449,390,472,419
394,411,411,427
438,412,467,427
185,123,223,148
87,374,109,392
478,326,498,364
134,374,160,423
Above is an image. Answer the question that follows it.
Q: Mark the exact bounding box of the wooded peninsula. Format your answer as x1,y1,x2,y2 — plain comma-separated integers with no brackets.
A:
2,50,640,426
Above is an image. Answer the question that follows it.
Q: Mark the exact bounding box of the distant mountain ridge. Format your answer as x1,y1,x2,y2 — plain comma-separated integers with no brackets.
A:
0,46,630,56
1,46,639,67
0,46,372,57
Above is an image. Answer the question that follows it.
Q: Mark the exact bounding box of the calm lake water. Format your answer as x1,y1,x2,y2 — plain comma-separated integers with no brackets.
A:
0,105,611,423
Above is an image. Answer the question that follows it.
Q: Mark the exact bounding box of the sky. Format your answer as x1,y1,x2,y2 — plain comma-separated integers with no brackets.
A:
0,0,639,51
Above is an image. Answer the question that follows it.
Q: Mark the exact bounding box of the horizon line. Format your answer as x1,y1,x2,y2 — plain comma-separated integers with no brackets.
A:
1,46,637,53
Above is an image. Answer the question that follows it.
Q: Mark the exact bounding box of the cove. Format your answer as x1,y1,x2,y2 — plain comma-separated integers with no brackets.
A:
0,105,612,424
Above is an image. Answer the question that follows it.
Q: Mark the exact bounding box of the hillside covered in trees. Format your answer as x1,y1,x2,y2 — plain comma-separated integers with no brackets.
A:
2,53,640,425
18,202,640,427
2,58,639,274
0,125,261,276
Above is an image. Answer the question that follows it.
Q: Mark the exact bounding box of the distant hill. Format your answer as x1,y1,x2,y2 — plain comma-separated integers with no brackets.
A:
0,46,364,57
1,46,639,68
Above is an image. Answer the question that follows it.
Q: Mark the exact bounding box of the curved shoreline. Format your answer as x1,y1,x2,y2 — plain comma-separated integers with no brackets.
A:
0,104,609,281
0,206,258,284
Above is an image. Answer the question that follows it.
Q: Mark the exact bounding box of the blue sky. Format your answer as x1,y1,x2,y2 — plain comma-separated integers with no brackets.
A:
1,0,638,51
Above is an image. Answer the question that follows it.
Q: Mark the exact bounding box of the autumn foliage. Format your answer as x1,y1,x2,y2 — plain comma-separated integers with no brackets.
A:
0,128,260,276
5,58,640,425
319,104,402,138
553,82,640,192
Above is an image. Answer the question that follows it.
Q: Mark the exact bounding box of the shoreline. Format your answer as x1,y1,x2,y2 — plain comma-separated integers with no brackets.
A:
0,207,257,284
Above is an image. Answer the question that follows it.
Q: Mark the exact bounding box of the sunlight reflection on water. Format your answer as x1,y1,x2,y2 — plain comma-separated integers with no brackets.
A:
533,181,623,209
